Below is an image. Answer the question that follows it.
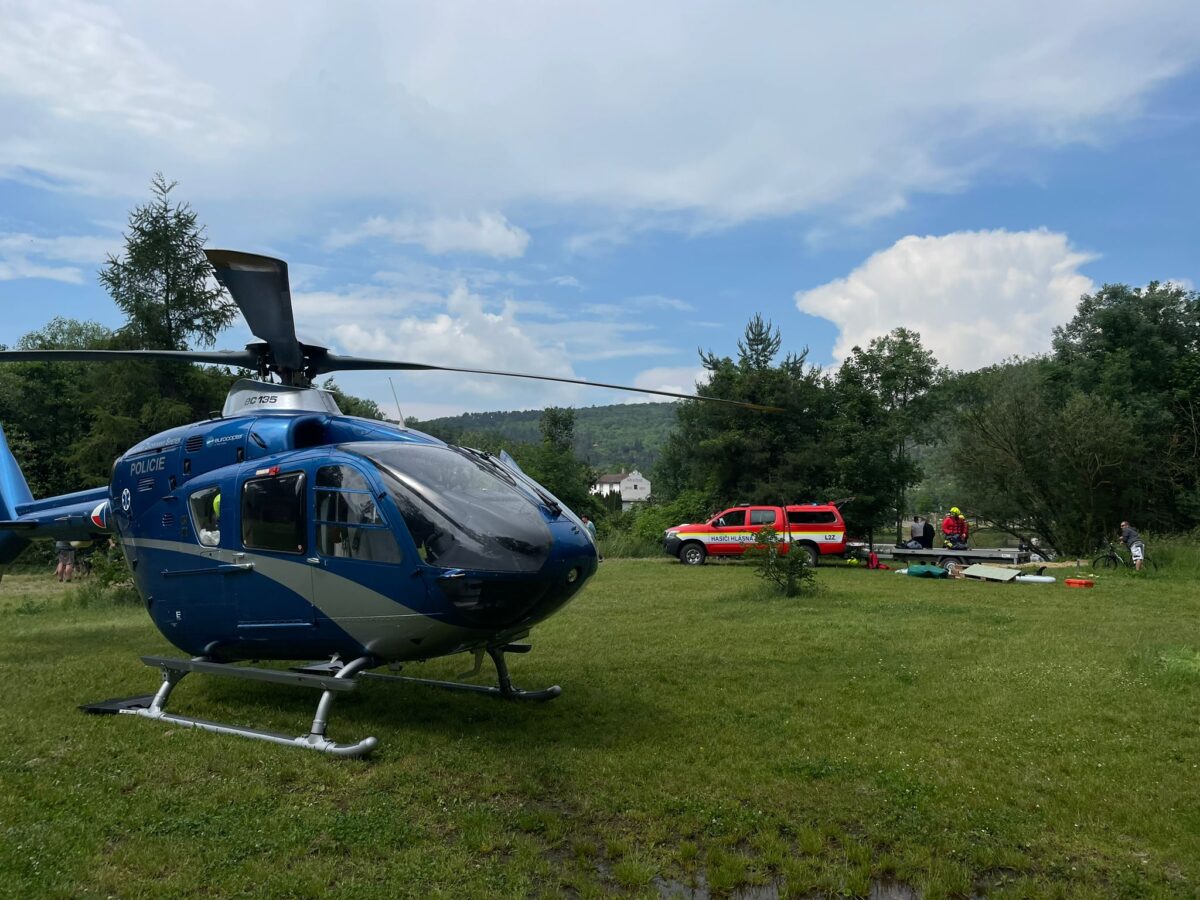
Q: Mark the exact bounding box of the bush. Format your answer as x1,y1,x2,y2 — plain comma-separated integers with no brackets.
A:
597,531,662,559
745,526,818,597
88,540,134,590
1142,531,1200,576
66,580,142,609
66,540,141,607
590,490,716,559
633,491,714,542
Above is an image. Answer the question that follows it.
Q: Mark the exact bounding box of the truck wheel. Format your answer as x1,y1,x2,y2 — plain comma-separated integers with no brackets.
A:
792,543,818,566
937,557,964,577
680,543,707,566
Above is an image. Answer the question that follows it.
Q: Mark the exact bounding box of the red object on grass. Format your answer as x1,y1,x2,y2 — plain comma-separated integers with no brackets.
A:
1064,578,1095,589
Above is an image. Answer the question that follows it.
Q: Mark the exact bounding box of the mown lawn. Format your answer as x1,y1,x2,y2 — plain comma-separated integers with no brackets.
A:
1,560,1198,898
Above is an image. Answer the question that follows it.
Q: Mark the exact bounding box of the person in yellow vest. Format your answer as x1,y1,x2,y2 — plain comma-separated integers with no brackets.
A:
199,492,221,547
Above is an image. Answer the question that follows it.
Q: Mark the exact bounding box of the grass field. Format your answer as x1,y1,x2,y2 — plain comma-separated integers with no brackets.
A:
1,560,1198,898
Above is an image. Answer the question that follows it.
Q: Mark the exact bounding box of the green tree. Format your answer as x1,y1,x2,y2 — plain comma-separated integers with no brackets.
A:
1052,281,1200,529
65,175,243,479
832,328,938,539
1052,281,1200,403
99,173,236,351
0,318,116,495
655,315,835,507
944,360,1137,554
744,525,818,597
539,407,576,453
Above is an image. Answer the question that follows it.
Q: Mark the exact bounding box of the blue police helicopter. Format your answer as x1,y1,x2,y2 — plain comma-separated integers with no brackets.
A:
0,250,767,757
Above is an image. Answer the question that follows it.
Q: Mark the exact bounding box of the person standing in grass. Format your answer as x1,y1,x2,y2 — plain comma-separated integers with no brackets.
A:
54,540,75,583
1119,521,1146,571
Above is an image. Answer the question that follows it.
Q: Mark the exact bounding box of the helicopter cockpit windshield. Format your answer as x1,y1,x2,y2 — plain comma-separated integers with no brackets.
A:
343,442,553,574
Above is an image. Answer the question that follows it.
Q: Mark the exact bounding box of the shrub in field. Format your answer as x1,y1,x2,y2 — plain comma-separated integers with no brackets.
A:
69,542,141,607
594,489,715,558
745,526,817,597
596,530,661,559
1141,530,1200,576
627,489,715,544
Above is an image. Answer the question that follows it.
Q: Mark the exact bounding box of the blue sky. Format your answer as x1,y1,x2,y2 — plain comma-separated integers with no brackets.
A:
1,1,1198,418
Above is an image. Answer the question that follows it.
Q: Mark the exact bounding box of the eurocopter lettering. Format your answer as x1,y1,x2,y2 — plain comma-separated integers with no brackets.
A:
0,250,770,757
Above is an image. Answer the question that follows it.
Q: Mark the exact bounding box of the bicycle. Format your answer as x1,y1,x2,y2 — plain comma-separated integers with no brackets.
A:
1092,540,1157,572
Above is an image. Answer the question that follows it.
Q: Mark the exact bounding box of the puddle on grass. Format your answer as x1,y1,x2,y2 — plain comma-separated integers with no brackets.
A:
654,873,917,899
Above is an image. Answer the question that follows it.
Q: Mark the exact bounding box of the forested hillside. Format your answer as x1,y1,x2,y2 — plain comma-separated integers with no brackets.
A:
408,402,678,473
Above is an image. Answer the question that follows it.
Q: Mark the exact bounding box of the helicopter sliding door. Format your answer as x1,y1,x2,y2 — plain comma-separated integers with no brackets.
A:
306,463,427,651
235,468,317,627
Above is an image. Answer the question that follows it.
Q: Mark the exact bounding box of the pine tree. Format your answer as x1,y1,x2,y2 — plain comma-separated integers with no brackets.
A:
99,173,236,351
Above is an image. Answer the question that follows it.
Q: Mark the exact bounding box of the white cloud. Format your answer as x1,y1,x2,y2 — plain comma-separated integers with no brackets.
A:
0,1,239,193
310,283,581,410
0,231,119,283
327,211,530,259
285,269,690,414
565,225,634,256
633,294,695,313
795,229,1096,370
549,275,582,289
3,2,1197,226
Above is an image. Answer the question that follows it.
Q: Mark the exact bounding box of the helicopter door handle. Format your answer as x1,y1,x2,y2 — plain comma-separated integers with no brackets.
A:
436,569,467,581
306,557,322,566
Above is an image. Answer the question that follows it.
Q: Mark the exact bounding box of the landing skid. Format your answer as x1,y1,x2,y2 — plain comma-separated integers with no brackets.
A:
82,655,378,758
82,646,560,757
361,646,562,702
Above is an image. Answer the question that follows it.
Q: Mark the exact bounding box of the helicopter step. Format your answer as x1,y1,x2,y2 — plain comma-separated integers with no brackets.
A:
359,645,562,702
81,655,379,758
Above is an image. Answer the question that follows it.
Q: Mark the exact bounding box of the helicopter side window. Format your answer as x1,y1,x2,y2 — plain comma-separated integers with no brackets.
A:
188,486,223,547
314,465,402,564
242,471,306,554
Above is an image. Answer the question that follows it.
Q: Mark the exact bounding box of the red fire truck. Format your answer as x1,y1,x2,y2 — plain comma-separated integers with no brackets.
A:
663,503,847,566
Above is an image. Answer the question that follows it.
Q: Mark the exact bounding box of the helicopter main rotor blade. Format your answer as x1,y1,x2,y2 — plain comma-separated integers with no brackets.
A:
205,250,304,374
0,348,260,367
314,353,783,412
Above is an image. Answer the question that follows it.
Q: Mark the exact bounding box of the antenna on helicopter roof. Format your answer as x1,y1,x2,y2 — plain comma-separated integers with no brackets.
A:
387,377,405,426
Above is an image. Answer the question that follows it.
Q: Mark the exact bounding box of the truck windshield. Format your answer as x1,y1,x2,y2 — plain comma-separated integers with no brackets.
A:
342,442,552,573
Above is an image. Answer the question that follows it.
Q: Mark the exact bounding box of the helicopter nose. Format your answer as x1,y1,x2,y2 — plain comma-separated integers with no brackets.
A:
433,523,596,629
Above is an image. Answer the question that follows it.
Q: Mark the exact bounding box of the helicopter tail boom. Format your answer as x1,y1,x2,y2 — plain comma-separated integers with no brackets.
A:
0,425,112,572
